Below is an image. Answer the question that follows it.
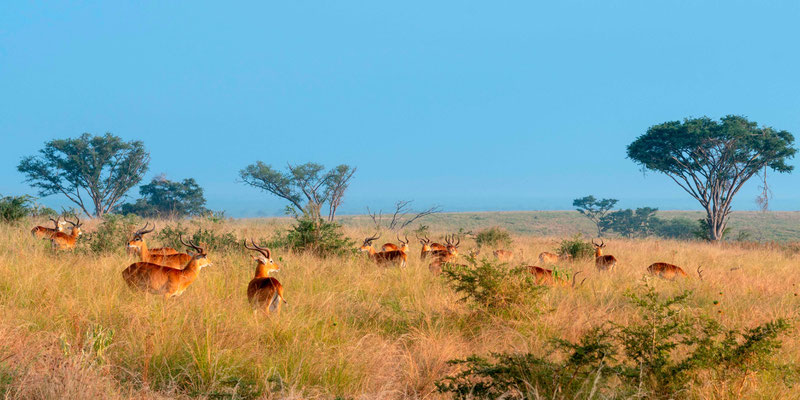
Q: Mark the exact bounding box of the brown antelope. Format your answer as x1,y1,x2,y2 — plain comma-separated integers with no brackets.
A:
50,217,83,250
647,263,704,280
31,217,66,239
493,249,514,262
527,266,585,287
382,235,409,253
418,235,433,260
592,239,617,271
122,239,211,299
429,236,448,252
430,235,460,261
360,233,408,267
538,251,572,264
244,239,287,314
127,223,178,256
129,234,197,269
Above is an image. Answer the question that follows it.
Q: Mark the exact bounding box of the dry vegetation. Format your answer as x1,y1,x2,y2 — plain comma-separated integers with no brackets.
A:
1,217,800,399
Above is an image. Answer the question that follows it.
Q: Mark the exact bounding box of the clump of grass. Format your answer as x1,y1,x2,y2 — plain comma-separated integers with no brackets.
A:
475,226,512,249
556,234,595,260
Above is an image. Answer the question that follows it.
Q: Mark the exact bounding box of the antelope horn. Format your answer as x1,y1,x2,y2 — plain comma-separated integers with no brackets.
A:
454,235,460,247
245,238,270,259
140,222,155,235
179,234,203,253
49,217,59,225
572,271,586,288
697,265,704,280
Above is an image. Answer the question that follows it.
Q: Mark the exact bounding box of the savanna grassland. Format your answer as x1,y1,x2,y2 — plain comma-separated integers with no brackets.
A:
1,215,800,399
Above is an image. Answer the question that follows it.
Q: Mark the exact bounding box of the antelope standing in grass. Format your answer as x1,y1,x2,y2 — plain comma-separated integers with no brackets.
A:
244,239,287,314
381,235,409,253
419,235,433,260
429,237,448,252
122,239,211,299
31,217,66,239
493,249,514,262
127,223,178,256
50,217,83,250
538,252,572,264
430,235,460,261
647,263,704,280
360,233,408,267
527,266,585,288
129,234,196,269
592,239,617,271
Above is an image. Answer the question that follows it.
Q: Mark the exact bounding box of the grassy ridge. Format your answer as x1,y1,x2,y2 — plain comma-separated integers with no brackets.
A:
1,217,799,398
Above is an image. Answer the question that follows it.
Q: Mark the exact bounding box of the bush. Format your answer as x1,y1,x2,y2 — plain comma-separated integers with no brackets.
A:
156,223,240,253
474,226,512,249
266,217,354,257
599,207,659,238
440,257,544,310
436,327,618,399
556,234,595,260
87,214,143,254
0,195,35,223
437,283,792,399
694,218,732,241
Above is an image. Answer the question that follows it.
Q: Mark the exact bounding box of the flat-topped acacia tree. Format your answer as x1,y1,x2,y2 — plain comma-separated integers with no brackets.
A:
627,115,795,242
18,133,150,217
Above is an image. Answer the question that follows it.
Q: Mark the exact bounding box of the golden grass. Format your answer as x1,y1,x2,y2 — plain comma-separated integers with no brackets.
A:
1,218,799,399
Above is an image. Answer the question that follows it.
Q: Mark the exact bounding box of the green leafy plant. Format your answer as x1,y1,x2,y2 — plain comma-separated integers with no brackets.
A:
440,257,544,310
87,214,142,254
0,195,35,223
474,226,512,249
156,223,240,253
266,217,354,257
599,207,659,238
556,234,595,260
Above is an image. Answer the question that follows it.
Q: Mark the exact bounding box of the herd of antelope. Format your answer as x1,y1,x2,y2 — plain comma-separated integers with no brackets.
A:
29,217,703,314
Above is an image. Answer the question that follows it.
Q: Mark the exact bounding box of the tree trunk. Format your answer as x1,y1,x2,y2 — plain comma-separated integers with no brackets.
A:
706,212,728,242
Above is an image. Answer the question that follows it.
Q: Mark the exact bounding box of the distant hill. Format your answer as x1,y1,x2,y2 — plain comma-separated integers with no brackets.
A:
337,210,800,242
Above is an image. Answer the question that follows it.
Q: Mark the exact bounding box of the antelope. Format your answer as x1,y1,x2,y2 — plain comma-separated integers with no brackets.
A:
493,249,514,262
31,217,66,239
50,217,83,250
129,234,196,270
430,235,460,262
244,239,287,314
527,266,585,288
592,239,617,271
360,233,407,267
538,252,572,264
647,263,704,280
127,223,178,256
382,235,410,253
419,235,433,260
429,236,448,252
428,259,468,275
122,239,211,299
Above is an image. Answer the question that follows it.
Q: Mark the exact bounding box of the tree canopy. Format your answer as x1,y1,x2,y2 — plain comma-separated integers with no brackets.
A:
239,162,356,221
118,175,208,218
627,115,795,241
573,195,618,237
18,133,150,217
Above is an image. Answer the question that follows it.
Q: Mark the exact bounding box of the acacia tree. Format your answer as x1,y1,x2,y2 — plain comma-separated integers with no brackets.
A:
239,161,356,221
573,195,618,237
627,115,795,242
18,133,150,217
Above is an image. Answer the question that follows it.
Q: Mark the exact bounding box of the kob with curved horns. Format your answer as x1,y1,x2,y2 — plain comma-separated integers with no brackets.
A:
31,217,66,240
51,216,83,250
127,222,178,256
244,239,287,314
592,239,617,271
360,233,408,267
122,238,212,298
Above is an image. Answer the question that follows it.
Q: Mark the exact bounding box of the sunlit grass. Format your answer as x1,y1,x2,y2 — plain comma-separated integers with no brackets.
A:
1,218,799,399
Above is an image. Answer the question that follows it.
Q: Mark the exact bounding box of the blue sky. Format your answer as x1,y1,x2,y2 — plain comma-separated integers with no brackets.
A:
1,1,799,216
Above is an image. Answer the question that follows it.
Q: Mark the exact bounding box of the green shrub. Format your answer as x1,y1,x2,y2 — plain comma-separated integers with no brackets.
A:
0,195,35,223
556,234,595,260
437,283,792,399
440,257,544,310
156,223,240,253
474,226,512,249
87,214,143,254
436,327,618,399
694,218,732,241
266,217,354,257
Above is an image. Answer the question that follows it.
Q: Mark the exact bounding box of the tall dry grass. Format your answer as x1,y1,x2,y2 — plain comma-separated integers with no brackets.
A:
1,218,799,399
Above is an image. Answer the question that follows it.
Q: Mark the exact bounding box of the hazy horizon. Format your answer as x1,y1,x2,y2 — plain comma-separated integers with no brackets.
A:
2,2,799,217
